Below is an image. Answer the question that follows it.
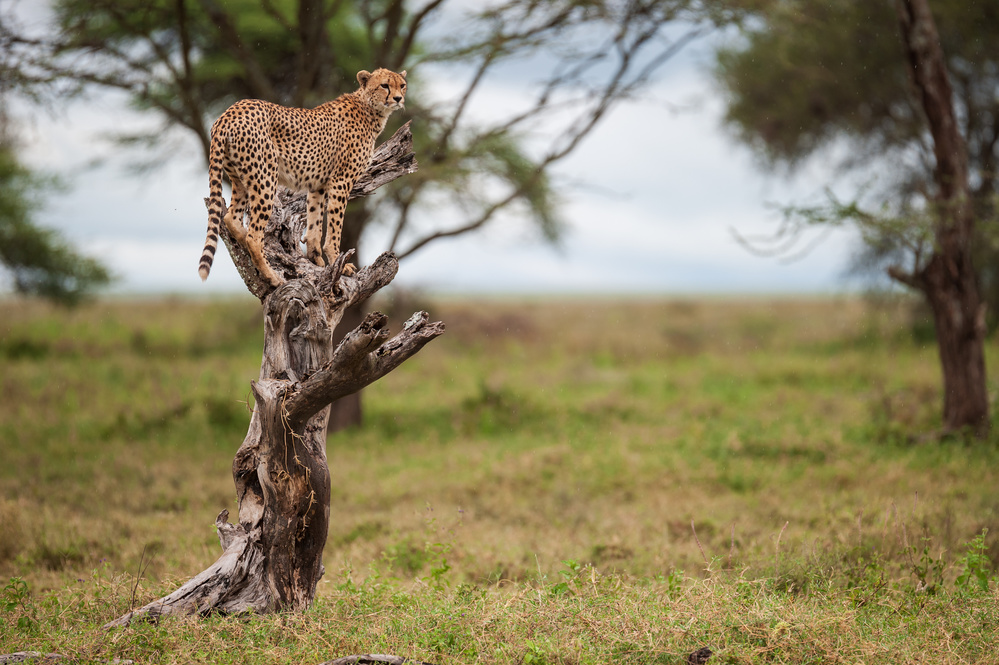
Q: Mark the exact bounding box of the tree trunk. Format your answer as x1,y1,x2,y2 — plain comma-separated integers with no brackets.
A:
920,254,989,435
105,122,443,627
891,0,989,436
327,301,366,432
327,206,372,433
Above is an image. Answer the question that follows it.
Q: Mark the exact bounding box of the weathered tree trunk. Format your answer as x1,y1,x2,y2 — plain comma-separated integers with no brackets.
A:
919,254,989,435
890,0,989,436
105,122,444,627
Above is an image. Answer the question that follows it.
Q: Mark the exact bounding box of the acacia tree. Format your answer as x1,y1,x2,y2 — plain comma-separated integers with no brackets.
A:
891,0,987,436
0,0,718,427
715,0,996,436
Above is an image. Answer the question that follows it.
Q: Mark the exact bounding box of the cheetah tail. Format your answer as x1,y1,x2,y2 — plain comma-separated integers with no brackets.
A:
199,139,226,282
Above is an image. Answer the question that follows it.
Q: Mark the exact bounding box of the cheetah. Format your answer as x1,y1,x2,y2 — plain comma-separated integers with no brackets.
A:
198,68,408,286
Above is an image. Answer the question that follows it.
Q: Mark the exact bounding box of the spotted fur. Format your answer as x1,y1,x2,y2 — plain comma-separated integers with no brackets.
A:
198,68,408,286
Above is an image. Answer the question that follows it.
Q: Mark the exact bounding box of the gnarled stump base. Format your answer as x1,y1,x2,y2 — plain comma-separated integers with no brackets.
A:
106,253,443,628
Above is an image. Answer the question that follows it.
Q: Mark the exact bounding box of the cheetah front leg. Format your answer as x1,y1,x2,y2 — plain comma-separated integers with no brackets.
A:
304,190,327,267
321,178,355,275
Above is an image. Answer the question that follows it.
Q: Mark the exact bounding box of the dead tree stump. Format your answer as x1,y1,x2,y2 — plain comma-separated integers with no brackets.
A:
106,121,444,628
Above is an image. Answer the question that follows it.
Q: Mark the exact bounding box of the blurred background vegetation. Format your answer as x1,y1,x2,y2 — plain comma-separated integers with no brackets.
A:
2,294,999,662
2,1,999,661
1,294,997,588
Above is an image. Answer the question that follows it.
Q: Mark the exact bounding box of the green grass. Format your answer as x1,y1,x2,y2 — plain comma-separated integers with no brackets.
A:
1,294,998,663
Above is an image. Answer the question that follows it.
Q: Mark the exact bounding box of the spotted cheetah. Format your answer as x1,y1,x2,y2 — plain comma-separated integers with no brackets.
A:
198,68,408,286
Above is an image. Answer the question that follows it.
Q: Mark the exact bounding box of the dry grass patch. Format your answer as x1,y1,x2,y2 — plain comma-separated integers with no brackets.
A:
1,294,998,662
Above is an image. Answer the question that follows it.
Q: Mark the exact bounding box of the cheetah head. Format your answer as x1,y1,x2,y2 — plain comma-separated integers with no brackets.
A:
356,68,407,115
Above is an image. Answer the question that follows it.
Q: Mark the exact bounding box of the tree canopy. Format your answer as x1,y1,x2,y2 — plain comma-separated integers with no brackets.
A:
1,0,719,265
715,0,996,435
0,111,111,305
716,0,998,194
714,0,999,276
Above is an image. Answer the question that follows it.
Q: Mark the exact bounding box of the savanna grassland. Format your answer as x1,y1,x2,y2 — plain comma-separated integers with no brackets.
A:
1,294,998,664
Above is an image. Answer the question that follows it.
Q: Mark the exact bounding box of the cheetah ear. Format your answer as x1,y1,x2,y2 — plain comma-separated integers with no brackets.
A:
356,70,371,87
399,70,407,79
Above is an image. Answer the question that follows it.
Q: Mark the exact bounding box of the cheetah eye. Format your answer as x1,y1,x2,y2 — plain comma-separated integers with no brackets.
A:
380,83,390,89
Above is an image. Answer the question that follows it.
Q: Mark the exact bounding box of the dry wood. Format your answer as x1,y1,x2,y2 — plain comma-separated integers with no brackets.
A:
0,654,79,664
105,118,443,629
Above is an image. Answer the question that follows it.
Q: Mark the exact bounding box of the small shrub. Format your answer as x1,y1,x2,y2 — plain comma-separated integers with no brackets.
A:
423,541,453,589
904,538,946,596
382,540,428,576
955,529,994,594
2,577,37,633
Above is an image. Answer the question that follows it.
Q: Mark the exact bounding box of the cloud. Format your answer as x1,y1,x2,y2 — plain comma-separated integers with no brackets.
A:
10,31,858,296
78,238,245,293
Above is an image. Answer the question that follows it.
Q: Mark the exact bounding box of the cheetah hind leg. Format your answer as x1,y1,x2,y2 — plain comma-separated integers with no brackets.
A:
223,176,248,244
245,223,283,286
243,185,283,287
321,203,355,276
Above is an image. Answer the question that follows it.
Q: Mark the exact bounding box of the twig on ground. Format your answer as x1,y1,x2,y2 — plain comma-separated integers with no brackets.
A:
773,521,789,579
129,545,150,612
691,520,709,569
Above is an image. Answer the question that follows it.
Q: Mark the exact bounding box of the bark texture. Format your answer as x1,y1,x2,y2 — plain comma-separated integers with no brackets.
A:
891,0,989,436
105,119,443,628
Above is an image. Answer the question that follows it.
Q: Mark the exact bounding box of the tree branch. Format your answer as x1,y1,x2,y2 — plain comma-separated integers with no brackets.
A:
895,0,970,211
195,0,278,100
395,19,706,259
293,0,336,106
887,264,923,290
260,0,295,32
106,107,432,628
283,308,445,429
395,0,446,68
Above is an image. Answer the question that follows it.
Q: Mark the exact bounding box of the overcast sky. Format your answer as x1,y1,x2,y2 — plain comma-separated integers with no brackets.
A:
7,6,862,296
